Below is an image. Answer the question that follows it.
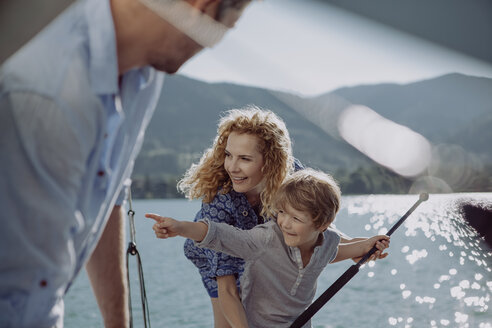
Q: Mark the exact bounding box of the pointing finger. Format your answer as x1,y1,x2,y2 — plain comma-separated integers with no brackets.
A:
145,213,163,222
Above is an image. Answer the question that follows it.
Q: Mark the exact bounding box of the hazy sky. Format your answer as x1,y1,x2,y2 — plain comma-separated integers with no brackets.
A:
180,0,492,97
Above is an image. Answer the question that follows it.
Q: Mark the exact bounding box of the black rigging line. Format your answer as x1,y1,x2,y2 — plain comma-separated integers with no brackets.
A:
126,187,152,328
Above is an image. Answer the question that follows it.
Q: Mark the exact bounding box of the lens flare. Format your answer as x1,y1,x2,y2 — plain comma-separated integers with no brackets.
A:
337,105,432,177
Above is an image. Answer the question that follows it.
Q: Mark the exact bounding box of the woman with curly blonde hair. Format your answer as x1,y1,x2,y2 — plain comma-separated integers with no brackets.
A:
179,106,302,328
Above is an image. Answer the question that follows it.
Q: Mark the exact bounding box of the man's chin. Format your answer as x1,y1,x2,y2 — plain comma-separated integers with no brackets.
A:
151,63,179,74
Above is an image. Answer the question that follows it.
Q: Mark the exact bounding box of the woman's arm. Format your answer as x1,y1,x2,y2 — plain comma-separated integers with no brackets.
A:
332,235,390,263
217,275,249,328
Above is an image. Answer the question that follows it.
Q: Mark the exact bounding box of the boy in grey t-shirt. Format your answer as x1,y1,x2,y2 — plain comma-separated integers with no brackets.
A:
147,169,390,327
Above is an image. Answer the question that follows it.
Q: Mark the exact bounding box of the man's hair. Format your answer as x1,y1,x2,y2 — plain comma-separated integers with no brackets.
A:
178,106,294,219
273,169,341,229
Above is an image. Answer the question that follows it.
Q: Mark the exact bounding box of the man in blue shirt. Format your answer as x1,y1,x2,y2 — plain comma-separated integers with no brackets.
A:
0,0,251,327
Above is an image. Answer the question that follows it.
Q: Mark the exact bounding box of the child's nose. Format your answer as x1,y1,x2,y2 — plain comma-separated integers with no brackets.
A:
281,216,292,229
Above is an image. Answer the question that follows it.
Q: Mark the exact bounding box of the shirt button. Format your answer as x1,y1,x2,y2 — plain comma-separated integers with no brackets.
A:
104,133,108,138
40,280,48,288
97,170,105,177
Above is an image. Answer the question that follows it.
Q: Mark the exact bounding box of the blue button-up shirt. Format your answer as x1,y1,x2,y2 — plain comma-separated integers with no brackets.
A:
0,0,164,326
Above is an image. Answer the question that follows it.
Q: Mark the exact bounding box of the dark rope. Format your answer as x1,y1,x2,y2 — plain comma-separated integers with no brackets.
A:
126,188,152,328
126,241,151,328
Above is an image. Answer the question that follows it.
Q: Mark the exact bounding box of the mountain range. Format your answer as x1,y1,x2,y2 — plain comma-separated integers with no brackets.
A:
131,73,492,198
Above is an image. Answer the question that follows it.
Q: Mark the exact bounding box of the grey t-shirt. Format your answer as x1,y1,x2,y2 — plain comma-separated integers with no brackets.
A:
197,219,340,328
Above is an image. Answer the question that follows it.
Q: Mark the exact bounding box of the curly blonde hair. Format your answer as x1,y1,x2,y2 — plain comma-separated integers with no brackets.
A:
178,106,294,218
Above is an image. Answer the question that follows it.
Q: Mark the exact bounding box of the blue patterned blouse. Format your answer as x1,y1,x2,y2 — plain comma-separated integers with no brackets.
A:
184,190,260,297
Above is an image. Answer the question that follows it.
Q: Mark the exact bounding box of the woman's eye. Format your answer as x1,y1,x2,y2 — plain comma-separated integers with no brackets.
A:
278,210,284,213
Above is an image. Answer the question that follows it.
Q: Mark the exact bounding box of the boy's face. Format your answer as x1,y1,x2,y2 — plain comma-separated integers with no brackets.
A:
277,203,325,253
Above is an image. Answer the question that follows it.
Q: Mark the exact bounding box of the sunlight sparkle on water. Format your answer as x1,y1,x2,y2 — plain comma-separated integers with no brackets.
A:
450,286,466,299
405,249,428,264
415,296,436,305
455,311,469,324
439,275,451,283
339,194,492,327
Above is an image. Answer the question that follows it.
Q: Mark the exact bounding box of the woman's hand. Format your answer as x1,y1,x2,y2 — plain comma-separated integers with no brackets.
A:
146,213,181,238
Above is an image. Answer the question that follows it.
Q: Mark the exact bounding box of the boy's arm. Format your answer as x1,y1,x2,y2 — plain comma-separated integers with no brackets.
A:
147,214,270,260
340,236,388,262
146,213,208,241
332,235,390,263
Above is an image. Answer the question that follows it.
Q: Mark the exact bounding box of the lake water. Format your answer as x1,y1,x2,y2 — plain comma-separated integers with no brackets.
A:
64,193,492,327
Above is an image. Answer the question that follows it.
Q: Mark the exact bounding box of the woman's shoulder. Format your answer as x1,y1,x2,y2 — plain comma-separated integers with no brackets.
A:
201,190,234,211
207,188,242,207
198,189,243,220
210,188,251,207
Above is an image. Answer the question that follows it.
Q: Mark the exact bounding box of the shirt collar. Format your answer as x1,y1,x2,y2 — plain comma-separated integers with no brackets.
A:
85,0,157,96
85,0,119,95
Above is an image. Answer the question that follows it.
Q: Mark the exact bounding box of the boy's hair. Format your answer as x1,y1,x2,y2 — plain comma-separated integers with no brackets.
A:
178,106,294,219
273,168,341,228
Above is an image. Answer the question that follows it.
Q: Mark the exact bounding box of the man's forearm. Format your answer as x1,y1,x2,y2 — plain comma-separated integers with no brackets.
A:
86,205,129,328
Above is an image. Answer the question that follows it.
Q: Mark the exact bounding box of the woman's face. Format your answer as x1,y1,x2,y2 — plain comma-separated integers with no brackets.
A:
224,132,265,200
